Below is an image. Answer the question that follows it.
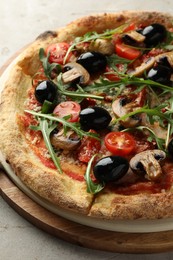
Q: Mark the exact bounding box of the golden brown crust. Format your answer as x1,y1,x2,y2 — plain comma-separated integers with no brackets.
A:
1,11,173,220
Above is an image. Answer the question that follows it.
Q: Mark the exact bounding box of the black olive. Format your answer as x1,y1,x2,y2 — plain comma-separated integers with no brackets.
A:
76,51,107,74
35,80,57,104
93,156,129,183
157,56,172,73
147,65,172,85
122,34,137,46
168,139,173,157
140,23,167,47
79,106,112,131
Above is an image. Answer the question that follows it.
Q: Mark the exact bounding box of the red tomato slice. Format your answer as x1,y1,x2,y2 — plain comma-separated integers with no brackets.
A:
104,132,136,156
115,42,141,60
46,42,72,64
53,101,81,122
77,130,101,163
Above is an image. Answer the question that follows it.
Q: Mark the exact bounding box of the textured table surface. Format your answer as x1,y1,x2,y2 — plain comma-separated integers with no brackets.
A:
0,0,173,259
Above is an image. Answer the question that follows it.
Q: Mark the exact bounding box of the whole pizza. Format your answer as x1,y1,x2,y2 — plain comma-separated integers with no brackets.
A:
1,11,173,220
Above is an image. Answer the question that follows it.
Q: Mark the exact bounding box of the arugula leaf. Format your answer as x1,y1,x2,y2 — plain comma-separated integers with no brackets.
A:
84,154,104,194
39,48,61,79
85,74,173,94
56,74,104,101
159,31,173,50
135,126,165,151
64,24,128,63
112,104,170,125
25,110,101,141
30,117,62,173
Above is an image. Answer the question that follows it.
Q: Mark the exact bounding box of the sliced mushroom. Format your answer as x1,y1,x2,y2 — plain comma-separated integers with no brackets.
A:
62,62,90,85
76,39,114,55
129,56,155,77
123,30,145,43
88,39,114,55
51,128,81,151
130,149,166,181
112,96,142,128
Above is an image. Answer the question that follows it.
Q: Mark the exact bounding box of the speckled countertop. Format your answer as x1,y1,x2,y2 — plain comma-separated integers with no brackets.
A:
0,0,173,259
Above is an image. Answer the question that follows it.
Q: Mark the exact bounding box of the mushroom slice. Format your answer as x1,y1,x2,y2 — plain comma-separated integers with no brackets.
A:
124,30,145,43
130,149,166,181
51,128,81,151
88,39,114,55
129,57,155,77
112,95,142,128
62,62,90,85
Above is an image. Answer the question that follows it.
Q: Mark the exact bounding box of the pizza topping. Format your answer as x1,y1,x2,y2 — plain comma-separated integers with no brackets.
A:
129,56,155,76
140,23,167,47
76,51,107,74
88,38,114,55
35,80,57,104
147,64,172,85
53,101,81,122
79,106,112,131
115,41,141,60
130,149,166,181
50,128,81,151
112,90,146,128
77,130,101,163
93,155,129,183
123,30,145,44
104,132,136,156
62,62,90,85
46,42,72,64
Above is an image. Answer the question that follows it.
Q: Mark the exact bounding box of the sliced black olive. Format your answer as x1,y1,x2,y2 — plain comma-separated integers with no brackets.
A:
140,23,167,47
79,106,112,131
93,156,129,183
147,65,172,85
76,51,107,74
168,139,173,157
35,80,57,104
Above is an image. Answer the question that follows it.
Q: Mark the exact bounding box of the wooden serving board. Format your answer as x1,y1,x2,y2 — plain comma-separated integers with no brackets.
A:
1,170,173,254
1,52,173,254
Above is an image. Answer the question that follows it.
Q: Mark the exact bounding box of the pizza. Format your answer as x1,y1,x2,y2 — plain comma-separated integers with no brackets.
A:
1,11,173,220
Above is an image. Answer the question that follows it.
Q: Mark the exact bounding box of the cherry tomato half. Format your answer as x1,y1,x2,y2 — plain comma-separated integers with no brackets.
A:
53,101,81,122
104,132,136,156
77,130,101,163
115,42,141,60
46,42,72,64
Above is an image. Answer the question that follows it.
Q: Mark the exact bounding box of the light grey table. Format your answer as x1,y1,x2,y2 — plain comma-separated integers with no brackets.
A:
0,0,173,259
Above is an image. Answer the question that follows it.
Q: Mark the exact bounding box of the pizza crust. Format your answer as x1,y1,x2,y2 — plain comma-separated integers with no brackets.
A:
1,11,173,219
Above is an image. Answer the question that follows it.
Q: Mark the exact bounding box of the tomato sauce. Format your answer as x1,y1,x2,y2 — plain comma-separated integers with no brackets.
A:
108,160,173,195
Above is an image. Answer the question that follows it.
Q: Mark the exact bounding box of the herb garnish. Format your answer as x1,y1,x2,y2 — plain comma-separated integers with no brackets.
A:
84,154,104,194
25,110,101,140
30,117,62,173
63,24,128,63
39,48,61,79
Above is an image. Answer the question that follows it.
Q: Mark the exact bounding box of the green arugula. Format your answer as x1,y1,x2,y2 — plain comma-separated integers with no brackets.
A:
25,110,101,140
85,74,173,93
55,74,104,101
39,48,61,79
30,117,62,173
63,24,128,63
136,126,165,151
84,154,104,194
